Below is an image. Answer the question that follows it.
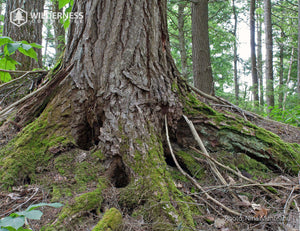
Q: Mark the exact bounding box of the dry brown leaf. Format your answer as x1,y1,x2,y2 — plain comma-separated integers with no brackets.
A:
254,207,270,218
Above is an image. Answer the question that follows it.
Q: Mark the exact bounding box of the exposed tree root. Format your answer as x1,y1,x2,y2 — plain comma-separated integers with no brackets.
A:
187,82,300,143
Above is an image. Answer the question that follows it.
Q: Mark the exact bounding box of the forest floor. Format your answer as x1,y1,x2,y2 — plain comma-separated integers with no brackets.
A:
0,76,300,231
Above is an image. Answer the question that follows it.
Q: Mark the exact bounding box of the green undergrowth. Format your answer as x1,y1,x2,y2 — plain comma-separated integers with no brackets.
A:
183,92,300,175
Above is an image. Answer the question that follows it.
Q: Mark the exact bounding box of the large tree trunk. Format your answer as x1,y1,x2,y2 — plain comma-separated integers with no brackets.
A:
191,0,214,95
3,0,44,70
60,0,181,153
264,0,275,111
250,0,259,107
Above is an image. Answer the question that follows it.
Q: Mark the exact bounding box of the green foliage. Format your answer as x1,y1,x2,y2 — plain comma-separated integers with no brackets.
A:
263,104,300,127
167,0,299,127
167,1,236,89
58,0,74,29
0,203,63,231
0,37,42,83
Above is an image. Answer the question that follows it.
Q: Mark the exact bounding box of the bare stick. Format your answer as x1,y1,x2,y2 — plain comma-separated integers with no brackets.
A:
0,64,72,121
182,115,228,186
0,188,39,217
191,146,281,200
0,69,47,74
187,84,222,103
0,72,31,89
165,115,241,216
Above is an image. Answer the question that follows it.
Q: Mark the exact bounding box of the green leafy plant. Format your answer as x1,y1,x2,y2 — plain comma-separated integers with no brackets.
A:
0,36,42,83
58,0,74,29
0,202,63,231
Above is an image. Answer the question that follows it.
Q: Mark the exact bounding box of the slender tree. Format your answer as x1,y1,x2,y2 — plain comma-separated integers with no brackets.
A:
250,0,259,106
191,0,214,94
232,0,239,103
52,0,65,62
256,0,264,108
264,0,274,111
3,0,44,70
278,30,284,109
298,0,300,98
178,2,188,79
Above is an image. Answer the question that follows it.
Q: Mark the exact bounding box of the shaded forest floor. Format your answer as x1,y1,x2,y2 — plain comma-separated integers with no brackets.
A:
0,75,300,231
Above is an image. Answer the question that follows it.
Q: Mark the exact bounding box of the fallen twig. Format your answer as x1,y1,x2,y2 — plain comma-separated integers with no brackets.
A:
182,115,228,186
0,69,48,74
190,146,281,200
0,188,39,218
0,64,72,121
165,115,241,216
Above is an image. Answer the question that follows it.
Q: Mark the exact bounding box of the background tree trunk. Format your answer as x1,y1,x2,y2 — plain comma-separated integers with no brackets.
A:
52,0,65,62
298,0,300,98
264,0,274,111
3,0,44,70
233,0,239,103
178,2,188,80
191,0,214,95
256,2,264,108
278,31,284,109
250,0,259,107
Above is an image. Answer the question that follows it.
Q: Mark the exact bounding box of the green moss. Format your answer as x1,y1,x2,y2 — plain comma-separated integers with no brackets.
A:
183,92,216,116
119,126,196,230
188,102,300,175
93,150,105,161
52,185,72,201
57,181,106,223
92,208,122,231
0,106,73,188
171,80,179,92
236,153,272,179
175,150,205,180
50,149,105,200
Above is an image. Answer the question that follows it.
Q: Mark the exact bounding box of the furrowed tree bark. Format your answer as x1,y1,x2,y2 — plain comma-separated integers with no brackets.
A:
3,0,44,70
58,0,182,153
191,0,214,95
